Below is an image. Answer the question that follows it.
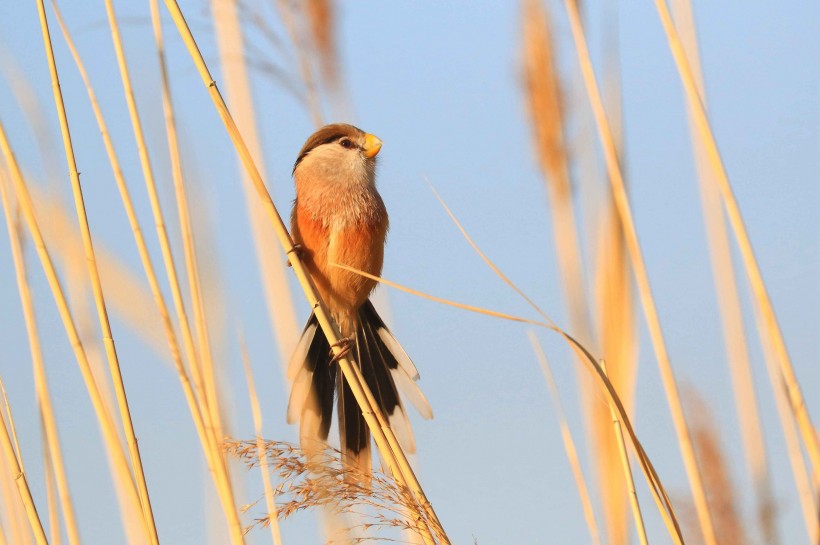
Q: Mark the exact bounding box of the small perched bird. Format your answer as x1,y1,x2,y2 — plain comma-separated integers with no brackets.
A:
286,123,432,475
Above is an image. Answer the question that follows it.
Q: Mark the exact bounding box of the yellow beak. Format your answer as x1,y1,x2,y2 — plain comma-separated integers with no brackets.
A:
363,133,382,158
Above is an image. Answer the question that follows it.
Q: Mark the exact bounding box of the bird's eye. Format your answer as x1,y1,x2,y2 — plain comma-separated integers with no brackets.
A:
339,138,354,149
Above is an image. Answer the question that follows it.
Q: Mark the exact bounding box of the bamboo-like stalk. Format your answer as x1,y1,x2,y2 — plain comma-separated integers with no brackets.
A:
159,2,446,543
52,0,244,539
0,118,150,545
149,0,230,490
561,2,718,543
600,360,648,545
239,337,284,545
48,0,200,409
33,2,159,542
209,0,300,375
147,2,245,538
0,375,48,545
652,0,820,476
668,2,777,541
98,0,212,425
0,173,80,545
527,332,601,545
153,8,225,450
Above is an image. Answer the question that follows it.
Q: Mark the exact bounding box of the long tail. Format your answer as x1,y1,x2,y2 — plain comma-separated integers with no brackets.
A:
286,300,432,475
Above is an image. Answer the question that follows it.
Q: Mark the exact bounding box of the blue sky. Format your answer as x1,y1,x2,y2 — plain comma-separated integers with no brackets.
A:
0,1,817,544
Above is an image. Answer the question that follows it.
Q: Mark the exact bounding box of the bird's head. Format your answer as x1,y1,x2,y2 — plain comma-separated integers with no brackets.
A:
293,123,382,189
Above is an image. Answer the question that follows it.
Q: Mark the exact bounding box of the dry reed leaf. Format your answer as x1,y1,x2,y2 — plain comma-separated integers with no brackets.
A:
366,186,686,542
332,264,684,544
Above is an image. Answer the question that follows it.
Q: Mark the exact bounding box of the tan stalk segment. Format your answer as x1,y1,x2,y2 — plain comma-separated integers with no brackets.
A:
0,374,48,544
1,172,81,545
668,1,777,541
33,1,160,541
561,1,718,543
146,2,246,541
0,118,150,544
600,361,648,545
239,339,284,545
652,0,820,477
159,2,447,543
528,332,601,545
209,0,300,376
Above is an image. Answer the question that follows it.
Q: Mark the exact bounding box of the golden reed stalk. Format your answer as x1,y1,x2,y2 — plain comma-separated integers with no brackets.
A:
159,1,447,543
0,118,149,545
0,173,80,545
562,1,717,542
668,1,777,541
33,1,159,541
652,0,820,477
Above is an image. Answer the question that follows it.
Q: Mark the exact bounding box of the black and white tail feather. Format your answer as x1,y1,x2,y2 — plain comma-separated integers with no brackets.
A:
286,301,432,476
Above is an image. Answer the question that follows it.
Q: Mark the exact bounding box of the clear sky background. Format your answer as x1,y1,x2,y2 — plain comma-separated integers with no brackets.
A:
0,1,817,544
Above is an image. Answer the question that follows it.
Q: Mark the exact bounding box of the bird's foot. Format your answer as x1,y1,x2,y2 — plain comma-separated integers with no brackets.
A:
329,336,354,364
286,243,304,267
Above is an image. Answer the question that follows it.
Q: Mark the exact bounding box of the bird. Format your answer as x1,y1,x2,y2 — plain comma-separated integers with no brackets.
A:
286,123,432,476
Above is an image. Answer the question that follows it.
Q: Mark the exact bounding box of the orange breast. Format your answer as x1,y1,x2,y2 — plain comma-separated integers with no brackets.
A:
292,204,388,332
